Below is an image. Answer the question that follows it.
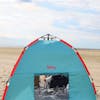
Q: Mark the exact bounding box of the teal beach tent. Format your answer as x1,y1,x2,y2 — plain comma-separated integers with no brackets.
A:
2,34,96,100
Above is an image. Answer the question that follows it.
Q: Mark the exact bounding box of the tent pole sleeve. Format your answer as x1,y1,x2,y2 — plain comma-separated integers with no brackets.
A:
10,38,39,77
2,85,8,100
60,39,73,48
76,51,90,75
27,39,38,47
76,51,97,94
10,48,25,77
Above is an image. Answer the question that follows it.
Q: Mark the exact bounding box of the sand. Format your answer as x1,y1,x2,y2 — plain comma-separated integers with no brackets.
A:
0,48,100,100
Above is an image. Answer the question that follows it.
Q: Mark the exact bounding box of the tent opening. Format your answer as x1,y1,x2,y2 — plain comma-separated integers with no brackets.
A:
34,73,69,100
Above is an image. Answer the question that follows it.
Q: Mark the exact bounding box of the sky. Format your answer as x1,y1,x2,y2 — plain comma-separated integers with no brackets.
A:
0,0,100,49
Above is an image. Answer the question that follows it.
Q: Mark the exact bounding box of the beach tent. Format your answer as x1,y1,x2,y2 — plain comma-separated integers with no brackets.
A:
2,34,96,100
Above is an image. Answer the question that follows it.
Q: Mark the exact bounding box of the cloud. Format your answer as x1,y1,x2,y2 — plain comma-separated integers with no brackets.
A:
0,2,56,34
51,7,100,32
20,0,32,2
34,0,100,14
0,0,100,48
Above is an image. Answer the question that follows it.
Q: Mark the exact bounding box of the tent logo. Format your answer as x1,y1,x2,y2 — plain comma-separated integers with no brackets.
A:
47,66,56,70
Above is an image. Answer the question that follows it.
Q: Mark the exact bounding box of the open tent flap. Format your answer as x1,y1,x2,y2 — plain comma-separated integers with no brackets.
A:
5,74,34,100
34,73,69,100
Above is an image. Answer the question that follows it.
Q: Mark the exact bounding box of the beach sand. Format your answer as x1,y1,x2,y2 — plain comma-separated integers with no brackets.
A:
0,48,100,100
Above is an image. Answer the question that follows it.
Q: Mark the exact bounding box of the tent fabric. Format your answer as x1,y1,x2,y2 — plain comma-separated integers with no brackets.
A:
5,75,34,100
3,40,96,100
